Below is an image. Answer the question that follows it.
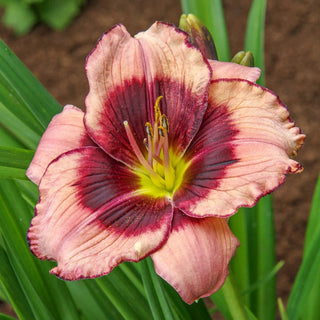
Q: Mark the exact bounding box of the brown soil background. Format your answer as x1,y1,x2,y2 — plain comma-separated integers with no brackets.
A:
0,0,319,317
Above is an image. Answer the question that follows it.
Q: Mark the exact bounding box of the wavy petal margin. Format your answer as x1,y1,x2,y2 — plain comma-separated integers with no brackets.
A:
152,210,239,304
209,60,261,82
175,79,305,218
26,105,95,185
28,147,172,279
84,22,211,167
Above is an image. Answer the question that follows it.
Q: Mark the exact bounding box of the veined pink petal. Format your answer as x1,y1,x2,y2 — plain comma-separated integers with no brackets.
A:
26,105,95,185
209,60,261,82
151,209,239,304
28,147,172,280
84,22,211,167
174,79,305,218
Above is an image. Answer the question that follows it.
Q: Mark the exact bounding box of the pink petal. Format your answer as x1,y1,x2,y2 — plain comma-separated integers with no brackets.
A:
174,79,305,218
84,22,211,167
28,146,172,280
209,60,261,82
151,209,239,304
26,105,95,185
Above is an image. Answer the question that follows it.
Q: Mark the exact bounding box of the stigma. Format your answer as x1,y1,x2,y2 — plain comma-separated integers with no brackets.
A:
123,96,176,193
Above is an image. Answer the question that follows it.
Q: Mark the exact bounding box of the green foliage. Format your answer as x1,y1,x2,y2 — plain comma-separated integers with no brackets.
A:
0,0,85,35
287,174,320,320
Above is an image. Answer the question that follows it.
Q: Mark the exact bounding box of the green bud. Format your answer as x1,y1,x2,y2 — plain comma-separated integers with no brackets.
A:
231,51,254,67
179,13,218,60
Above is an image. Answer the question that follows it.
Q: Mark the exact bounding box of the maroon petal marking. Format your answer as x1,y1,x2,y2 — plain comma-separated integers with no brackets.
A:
151,209,239,304
28,146,172,280
174,79,304,218
84,22,211,167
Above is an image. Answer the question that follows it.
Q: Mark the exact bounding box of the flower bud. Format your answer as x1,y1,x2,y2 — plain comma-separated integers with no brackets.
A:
179,13,218,60
231,51,254,67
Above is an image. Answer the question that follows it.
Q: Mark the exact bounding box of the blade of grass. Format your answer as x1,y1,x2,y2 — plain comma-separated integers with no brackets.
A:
278,298,288,320
241,260,284,297
304,174,320,248
95,276,150,320
252,195,276,320
287,174,320,320
0,314,18,320
0,246,35,320
161,279,212,320
211,273,250,320
0,40,61,130
287,227,320,320
180,0,230,61
66,280,125,320
140,258,166,320
0,101,40,149
244,0,267,85
0,146,34,179
229,208,252,307
0,167,28,180
0,79,43,135
0,128,24,148
0,146,34,169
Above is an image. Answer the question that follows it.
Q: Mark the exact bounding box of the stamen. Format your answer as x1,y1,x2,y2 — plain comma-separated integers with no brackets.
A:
123,121,164,184
145,122,153,166
160,123,175,190
124,96,177,193
143,138,148,149
158,126,165,137
161,115,169,132
153,96,163,147
161,130,169,168
154,138,164,157
152,154,164,165
145,122,153,137
154,96,163,122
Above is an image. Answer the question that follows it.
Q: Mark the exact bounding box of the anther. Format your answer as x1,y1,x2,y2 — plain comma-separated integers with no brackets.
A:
158,126,165,137
161,115,169,132
154,96,163,124
146,122,153,137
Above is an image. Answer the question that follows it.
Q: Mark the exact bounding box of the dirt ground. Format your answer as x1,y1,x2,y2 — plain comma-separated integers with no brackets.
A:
0,0,319,317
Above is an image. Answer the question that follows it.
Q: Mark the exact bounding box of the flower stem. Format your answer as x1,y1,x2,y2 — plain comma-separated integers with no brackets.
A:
220,273,250,320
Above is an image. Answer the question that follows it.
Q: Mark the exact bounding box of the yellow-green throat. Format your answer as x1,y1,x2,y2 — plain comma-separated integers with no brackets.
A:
124,96,189,198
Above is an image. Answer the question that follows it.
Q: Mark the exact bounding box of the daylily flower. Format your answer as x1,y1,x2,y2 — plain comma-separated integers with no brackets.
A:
26,21,305,304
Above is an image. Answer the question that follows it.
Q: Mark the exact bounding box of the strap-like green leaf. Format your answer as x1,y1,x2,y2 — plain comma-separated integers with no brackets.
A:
0,313,19,320
244,0,267,85
0,246,34,320
0,146,34,180
0,40,61,131
0,146,34,169
287,174,320,320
